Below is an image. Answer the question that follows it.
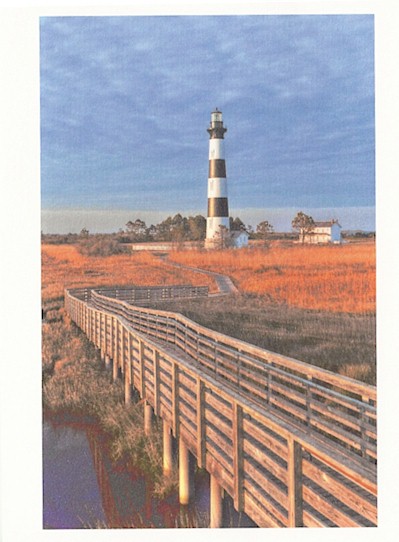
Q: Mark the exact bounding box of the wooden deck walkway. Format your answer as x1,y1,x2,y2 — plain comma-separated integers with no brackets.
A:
65,285,377,528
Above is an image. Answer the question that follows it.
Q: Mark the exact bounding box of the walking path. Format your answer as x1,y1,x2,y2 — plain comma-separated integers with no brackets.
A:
158,254,238,295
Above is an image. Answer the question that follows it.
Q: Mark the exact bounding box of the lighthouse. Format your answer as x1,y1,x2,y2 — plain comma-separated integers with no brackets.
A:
205,109,230,248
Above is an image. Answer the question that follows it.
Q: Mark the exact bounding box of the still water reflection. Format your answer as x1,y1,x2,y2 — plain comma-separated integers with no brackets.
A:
43,419,256,529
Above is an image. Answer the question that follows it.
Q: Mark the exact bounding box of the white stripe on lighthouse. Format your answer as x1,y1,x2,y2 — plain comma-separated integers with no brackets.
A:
208,178,227,198
207,216,230,239
209,138,225,160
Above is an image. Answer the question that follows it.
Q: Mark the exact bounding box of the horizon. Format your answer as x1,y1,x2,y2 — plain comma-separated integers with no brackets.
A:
41,205,375,234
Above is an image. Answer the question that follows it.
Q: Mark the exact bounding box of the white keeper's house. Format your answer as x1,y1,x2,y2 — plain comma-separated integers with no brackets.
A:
303,220,342,244
230,230,249,248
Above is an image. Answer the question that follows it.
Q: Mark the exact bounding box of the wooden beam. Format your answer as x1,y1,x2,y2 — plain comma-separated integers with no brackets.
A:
172,362,179,437
196,378,206,468
287,437,303,527
232,401,244,512
139,339,145,399
153,349,160,416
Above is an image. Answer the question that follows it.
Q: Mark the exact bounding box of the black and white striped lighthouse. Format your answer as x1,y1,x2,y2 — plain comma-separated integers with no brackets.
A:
205,109,230,247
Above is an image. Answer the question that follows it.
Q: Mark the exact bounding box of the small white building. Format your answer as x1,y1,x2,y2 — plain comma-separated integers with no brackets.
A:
230,230,249,248
303,220,342,244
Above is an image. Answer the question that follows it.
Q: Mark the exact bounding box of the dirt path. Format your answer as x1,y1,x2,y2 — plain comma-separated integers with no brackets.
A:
158,254,238,295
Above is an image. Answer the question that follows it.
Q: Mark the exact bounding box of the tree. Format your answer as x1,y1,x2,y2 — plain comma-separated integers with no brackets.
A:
80,228,89,238
256,220,274,245
126,218,147,242
187,215,206,241
214,225,232,249
230,216,246,231
291,212,315,243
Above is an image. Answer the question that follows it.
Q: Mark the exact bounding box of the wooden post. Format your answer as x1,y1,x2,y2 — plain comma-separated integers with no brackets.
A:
120,324,124,375
179,437,190,505
124,332,132,405
105,354,111,370
139,340,145,399
306,376,313,427
112,356,118,382
95,310,98,347
232,402,244,512
210,474,223,528
103,313,107,355
144,402,153,436
163,421,173,477
114,317,118,367
196,378,206,468
109,316,115,359
153,350,160,416
124,356,132,405
116,320,120,374
266,366,272,404
172,362,179,437
287,437,303,527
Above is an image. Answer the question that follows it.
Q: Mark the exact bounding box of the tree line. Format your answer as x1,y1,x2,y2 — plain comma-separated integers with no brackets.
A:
120,214,279,244
41,211,320,250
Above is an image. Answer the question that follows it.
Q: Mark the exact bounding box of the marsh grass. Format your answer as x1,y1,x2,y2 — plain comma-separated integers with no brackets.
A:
42,303,178,495
152,293,376,385
169,241,376,313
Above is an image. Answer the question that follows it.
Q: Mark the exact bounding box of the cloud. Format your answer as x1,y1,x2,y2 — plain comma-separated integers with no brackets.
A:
40,15,374,213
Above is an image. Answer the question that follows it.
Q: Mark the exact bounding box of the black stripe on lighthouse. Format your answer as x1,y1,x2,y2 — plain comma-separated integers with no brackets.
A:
208,197,229,217
208,159,226,179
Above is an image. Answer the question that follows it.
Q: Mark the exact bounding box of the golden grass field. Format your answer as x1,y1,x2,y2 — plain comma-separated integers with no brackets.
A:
41,244,216,302
169,240,376,314
41,239,376,385
42,240,375,313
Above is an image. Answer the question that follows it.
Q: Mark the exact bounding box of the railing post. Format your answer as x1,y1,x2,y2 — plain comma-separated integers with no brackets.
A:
112,318,118,382
153,350,160,416
163,421,173,477
306,376,313,427
196,378,206,468
236,352,241,389
139,339,145,399
144,401,153,436
124,331,132,406
172,362,179,437
119,322,124,375
179,437,190,505
266,365,272,404
210,474,223,528
232,402,244,512
287,437,303,527
102,312,106,355
359,404,367,458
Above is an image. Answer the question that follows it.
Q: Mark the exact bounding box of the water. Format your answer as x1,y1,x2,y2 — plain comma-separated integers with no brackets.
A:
43,419,256,529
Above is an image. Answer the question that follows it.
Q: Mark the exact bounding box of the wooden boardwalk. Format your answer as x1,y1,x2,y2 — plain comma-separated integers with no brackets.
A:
65,285,377,528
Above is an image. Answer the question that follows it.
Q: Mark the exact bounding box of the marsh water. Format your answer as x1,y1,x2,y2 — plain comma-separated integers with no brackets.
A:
43,419,256,529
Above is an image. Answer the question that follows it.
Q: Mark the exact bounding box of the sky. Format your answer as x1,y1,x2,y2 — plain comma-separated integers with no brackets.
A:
40,15,375,232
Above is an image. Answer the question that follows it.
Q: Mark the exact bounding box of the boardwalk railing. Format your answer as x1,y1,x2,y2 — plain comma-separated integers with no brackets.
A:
65,285,377,528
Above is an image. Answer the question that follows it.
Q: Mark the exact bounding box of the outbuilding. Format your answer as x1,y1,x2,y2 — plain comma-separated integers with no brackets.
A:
303,220,342,244
230,230,249,248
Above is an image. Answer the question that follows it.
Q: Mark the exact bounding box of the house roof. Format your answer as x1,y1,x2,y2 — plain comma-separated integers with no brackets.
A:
314,220,342,228
230,230,249,239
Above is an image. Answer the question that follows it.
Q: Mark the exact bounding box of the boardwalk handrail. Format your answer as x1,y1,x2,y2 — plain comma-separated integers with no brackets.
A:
79,286,377,463
64,286,377,528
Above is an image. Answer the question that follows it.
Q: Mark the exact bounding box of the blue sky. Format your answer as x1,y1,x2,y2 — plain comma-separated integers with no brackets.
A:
40,15,375,232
